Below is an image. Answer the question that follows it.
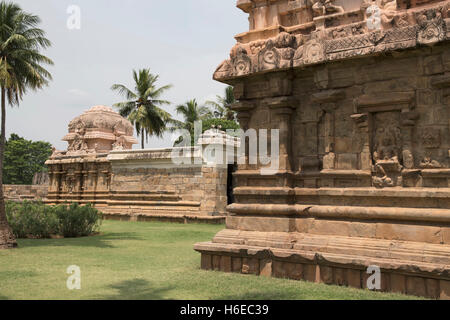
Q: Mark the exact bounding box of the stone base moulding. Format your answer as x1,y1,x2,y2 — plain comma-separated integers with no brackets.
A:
103,213,225,225
195,239,450,300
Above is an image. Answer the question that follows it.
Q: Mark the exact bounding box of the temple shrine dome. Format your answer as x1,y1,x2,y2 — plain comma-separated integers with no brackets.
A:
62,105,138,155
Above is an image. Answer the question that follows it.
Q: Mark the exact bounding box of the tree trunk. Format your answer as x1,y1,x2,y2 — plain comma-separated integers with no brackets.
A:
141,128,145,150
0,86,17,249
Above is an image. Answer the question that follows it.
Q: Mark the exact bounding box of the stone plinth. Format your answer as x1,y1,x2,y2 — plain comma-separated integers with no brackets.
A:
195,0,450,299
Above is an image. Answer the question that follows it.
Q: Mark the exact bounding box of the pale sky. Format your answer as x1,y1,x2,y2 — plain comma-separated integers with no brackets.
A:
8,0,247,149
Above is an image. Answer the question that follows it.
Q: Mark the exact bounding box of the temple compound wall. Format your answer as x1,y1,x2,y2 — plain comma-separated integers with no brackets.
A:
45,106,238,224
195,0,450,298
3,185,48,202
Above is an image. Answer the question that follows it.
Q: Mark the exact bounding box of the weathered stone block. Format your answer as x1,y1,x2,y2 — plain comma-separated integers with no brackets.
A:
201,254,212,270
319,266,334,284
440,280,450,300
220,256,232,273
347,269,361,289
232,257,242,273
406,277,427,298
390,274,406,294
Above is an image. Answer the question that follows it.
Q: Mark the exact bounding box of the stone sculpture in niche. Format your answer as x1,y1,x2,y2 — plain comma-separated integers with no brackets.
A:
372,113,402,163
372,112,403,187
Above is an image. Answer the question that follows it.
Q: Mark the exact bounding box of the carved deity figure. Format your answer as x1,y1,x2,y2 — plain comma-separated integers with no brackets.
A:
373,113,402,163
373,163,394,188
68,120,88,152
420,155,442,169
112,136,127,151
373,127,400,162
68,134,88,152
311,0,344,17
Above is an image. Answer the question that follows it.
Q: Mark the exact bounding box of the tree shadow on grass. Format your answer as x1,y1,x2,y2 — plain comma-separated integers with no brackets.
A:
17,232,144,249
98,278,174,300
0,294,9,300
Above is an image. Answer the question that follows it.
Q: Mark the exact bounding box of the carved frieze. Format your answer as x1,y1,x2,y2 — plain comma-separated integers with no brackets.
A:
214,1,450,82
416,7,445,45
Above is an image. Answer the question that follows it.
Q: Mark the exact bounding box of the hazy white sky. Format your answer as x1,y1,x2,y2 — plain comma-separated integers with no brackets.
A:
8,0,247,149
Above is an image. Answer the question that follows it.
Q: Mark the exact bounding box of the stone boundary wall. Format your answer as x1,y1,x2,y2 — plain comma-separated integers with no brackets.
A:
46,138,238,224
3,185,48,202
103,148,229,219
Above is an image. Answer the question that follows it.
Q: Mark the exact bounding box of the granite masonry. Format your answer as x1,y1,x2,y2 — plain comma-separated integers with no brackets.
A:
194,0,450,299
45,106,239,224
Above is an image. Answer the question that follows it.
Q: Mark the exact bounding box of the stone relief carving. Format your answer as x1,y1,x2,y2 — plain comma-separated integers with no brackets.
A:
231,46,252,77
422,127,441,148
373,163,395,188
363,0,398,30
311,0,344,17
371,112,404,188
416,7,445,45
420,155,443,168
373,112,402,163
214,2,450,82
60,106,138,156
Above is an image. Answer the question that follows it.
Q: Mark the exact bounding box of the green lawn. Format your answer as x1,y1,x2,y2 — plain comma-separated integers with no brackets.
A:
0,220,422,300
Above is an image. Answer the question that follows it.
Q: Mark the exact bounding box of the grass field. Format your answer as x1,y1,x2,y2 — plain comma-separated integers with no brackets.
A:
0,220,422,300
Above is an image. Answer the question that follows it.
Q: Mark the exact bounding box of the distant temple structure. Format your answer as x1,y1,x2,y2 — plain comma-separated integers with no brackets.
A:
45,106,239,224
195,0,450,299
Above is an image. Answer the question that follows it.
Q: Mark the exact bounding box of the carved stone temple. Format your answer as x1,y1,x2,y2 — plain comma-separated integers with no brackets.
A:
46,106,239,223
195,0,450,298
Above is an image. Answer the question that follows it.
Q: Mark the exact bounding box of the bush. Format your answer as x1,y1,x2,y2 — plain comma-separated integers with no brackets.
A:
54,203,102,238
6,201,59,238
6,201,102,239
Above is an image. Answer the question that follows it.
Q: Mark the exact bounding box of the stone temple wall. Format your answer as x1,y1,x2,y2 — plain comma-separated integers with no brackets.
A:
195,0,450,299
3,185,48,202
46,115,239,224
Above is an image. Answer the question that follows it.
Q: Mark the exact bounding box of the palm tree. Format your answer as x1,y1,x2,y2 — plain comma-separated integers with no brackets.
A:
171,99,212,146
111,69,173,149
0,2,53,249
205,86,236,121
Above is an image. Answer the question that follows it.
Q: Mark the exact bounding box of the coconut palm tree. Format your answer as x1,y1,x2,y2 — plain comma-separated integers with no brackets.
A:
205,86,236,121
0,2,53,249
111,69,173,149
170,99,212,146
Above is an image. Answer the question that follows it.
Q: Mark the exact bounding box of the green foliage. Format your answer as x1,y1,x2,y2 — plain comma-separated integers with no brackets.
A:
111,69,174,149
6,201,58,238
205,86,236,121
202,118,240,135
3,134,52,185
6,201,102,238
54,203,102,238
170,99,214,146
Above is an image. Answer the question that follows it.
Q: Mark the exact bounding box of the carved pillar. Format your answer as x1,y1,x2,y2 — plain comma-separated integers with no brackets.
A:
267,96,297,172
401,111,420,169
351,113,371,170
233,101,255,171
312,90,345,170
